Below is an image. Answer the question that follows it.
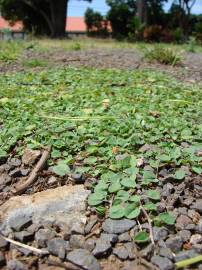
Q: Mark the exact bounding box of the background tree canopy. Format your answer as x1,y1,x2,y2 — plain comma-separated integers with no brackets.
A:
0,0,91,37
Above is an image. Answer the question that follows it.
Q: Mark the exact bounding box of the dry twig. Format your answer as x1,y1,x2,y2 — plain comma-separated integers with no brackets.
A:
1,235,48,255
12,146,51,195
140,203,155,246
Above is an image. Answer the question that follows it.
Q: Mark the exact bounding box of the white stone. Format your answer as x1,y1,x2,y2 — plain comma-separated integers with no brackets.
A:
0,185,90,231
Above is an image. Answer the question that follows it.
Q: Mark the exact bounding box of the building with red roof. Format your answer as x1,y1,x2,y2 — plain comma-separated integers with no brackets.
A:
0,16,87,34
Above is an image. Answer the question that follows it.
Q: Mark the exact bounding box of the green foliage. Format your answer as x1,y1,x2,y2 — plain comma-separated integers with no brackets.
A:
157,213,176,225
0,41,23,62
52,161,70,176
85,8,109,37
144,45,182,66
23,58,48,68
174,169,186,180
134,231,150,243
0,59,201,228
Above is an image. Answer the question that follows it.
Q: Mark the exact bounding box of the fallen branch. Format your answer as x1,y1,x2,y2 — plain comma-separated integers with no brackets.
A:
12,146,51,195
1,235,48,255
176,255,202,269
140,204,155,246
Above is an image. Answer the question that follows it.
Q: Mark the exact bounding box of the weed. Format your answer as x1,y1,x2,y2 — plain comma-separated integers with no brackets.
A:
23,58,48,68
187,37,197,53
71,42,82,51
144,45,182,66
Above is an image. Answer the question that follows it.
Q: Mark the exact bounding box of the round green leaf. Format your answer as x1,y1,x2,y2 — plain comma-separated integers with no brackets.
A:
158,212,176,225
129,195,141,203
192,166,202,175
134,231,150,243
108,182,122,193
146,190,161,201
144,202,157,211
175,169,186,180
88,192,107,206
115,190,130,202
125,204,141,219
52,163,70,177
109,205,125,219
121,177,136,188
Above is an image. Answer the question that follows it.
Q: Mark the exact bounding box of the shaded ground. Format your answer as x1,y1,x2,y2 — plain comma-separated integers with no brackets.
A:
0,47,202,84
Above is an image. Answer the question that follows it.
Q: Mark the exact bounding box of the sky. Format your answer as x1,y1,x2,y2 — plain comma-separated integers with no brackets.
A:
68,0,202,17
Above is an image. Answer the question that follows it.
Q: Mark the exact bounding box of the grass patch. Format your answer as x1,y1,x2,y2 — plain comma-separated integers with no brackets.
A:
144,45,182,66
23,58,48,68
0,41,24,62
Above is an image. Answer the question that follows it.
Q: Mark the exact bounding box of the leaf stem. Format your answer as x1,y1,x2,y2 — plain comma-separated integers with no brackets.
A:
176,255,202,269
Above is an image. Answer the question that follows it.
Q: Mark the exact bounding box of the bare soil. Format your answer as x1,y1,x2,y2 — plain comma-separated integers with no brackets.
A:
1,48,202,84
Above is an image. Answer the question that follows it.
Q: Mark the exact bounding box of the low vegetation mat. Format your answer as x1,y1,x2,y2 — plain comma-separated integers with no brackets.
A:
0,67,202,269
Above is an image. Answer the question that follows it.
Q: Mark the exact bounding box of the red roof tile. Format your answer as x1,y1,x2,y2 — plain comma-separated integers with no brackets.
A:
0,17,23,31
0,16,110,33
66,17,86,32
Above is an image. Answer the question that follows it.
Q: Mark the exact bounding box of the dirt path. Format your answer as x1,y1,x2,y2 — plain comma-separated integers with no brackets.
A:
1,48,201,85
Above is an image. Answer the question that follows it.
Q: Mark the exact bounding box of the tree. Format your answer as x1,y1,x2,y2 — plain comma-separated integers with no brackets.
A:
137,0,147,25
106,0,137,38
0,0,91,38
170,0,197,37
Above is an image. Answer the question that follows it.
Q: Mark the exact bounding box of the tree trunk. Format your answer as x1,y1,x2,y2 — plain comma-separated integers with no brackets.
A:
137,0,148,25
49,0,68,38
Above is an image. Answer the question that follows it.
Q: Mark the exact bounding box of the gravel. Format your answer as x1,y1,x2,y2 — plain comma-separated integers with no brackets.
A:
66,249,101,270
113,246,129,260
102,219,136,234
35,228,56,248
151,255,174,270
47,238,70,259
165,236,183,253
92,239,112,257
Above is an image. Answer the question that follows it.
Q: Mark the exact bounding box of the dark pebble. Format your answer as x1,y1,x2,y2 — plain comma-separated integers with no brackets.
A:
71,223,85,235
190,199,202,213
66,249,101,270
161,183,174,197
140,243,154,259
47,238,69,260
84,238,96,252
175,249,199,262
118,232,131,243
0,251,5,267
124,242,136,259
151,255,174,270
159,248,174,260
165,236,183,253
178,230,191,242
100,233,118,244
153,227,168,242
92,239,112,257
102,219,136,234
9,215,32,232
113,246,129,260
71,173,85,183
9,168,22,177
35,228,56,248
84,217,97,235
14,231,34,242
7,158,21,168
69,234,85,249
7,259,28,270
175,215,192,230
0,235,8,249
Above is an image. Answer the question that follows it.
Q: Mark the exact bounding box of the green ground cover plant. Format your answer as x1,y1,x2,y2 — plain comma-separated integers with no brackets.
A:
0,67,202,224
